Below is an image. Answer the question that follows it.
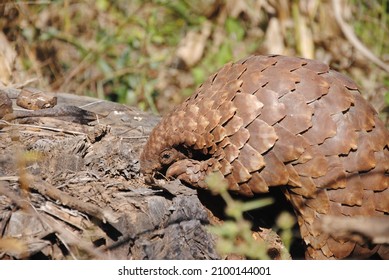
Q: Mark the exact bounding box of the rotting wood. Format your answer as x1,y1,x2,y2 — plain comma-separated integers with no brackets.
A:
0,88,290,260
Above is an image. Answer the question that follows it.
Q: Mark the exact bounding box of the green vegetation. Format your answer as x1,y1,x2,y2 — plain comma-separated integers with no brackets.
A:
205,171,293,259
1,0,386,119
1,0,388,259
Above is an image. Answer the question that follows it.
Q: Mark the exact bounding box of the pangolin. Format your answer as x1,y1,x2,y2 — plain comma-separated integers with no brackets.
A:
140,55,389,259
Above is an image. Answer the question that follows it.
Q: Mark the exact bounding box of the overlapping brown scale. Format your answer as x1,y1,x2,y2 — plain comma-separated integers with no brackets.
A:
288,193,315,224
229,127,250,150
340,190,377,216
367,116,389,151
212,125,227,143
360,169,388,193
212,90,237,110
176,130,196,147
305,190,330,214
359,150,388,191
327,174,364,207
233,92,263,127
202,132,215,150
247,119,278,154
238,183,255,196
329,70,359,90
343,136,376,172
319,112,358,156
260,66,301,97
223,115,244,136
306,245,327,259
298,221,309,242
277,55,308,70
260,151,289,187
186,103,200,117
208,143,218,155
243,55,279,74
204,110,222,132
285,164,302,187
195,114,211,133
305,231,329,251
238,143,266,173
312,156,346,189
231,160,251,184
217,137,230,148
289,176,317,198
312,78,355,116
258,56,304,97
247,172,269,193
254,88,286,125
272,124,307,162
301,104,337,145
210,62,233,89
166,131,181,147
225,173,240,191
193,133,208,150
303,59,330,74
223,142,240,163
182,118,198,134
293,67,330,102
171,110,189,132
225,62,248,81
293,150,329,178
293,143,315,164
231,159,251,183
278,92,314,135
211,80,243,103
217,100,237,126
197,97,215,117
304,217,331,257
218,158,233,175
374,188,389,212
240,71,268,94
328,200,343,216
320,244,335,258
340,204,363,217
352,244,380,259
326,237,355,259
347,93,377,131
309,215,328,238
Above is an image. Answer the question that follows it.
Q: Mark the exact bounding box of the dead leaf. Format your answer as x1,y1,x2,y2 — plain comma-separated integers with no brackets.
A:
0,32,16,86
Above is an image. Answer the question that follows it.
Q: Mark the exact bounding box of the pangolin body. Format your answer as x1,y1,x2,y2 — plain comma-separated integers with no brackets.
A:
140,55,389,259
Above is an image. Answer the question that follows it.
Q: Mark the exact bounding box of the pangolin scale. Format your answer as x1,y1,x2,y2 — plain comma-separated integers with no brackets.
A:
140,55,389,259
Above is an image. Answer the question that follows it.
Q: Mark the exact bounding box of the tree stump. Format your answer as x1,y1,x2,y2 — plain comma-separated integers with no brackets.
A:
0,89,288,260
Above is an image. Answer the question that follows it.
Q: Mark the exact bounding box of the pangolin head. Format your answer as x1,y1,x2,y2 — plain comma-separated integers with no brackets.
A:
139,118,187,178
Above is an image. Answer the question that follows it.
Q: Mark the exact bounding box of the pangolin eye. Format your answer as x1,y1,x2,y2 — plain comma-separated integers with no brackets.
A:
162,152,170,159
160,149,175,165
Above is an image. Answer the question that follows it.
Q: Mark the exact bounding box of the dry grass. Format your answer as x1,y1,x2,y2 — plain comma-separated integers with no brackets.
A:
0,0,388,121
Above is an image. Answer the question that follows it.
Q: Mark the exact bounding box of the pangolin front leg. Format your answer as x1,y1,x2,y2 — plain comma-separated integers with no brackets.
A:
166,159,212,189
140,55,389,259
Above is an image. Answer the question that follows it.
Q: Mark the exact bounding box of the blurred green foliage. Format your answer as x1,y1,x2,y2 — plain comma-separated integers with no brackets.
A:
205,171,293,259
2,0,388,117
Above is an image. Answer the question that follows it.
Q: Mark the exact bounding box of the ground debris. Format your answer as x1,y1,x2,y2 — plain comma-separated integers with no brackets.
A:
0,89,287,259
0,90,220,260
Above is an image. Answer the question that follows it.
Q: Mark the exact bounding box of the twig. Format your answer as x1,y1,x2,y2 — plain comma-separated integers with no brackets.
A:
332,0,389,72
0,176,19,181
320,215,389,244
0,120,87,135
30,180,119,224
